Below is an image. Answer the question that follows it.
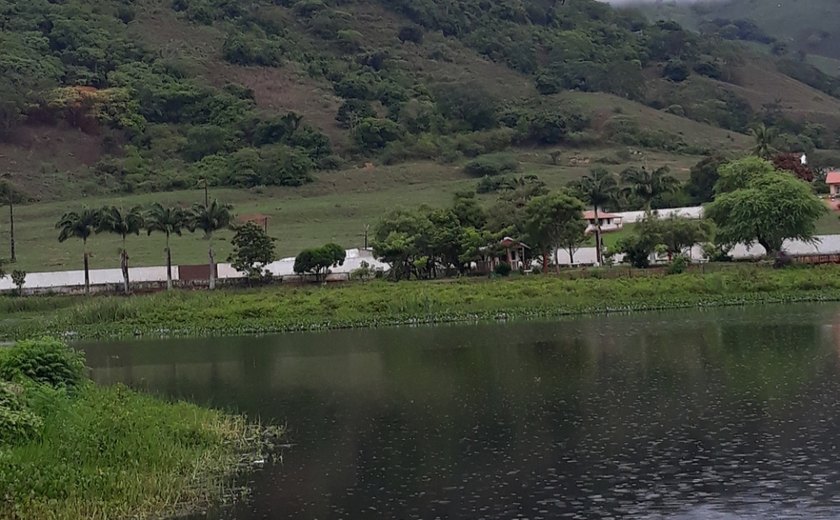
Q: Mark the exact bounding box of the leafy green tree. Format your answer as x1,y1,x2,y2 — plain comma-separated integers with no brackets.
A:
294,243,346,282
229,222,276,280
524,191,586,273
706,158,825,255
56,208,100,295
352,118,404,150
336,100,376,129
620,166,680,212
635,214,711,262
557,216,588,266
372,210,433,280
433,81,498,131
569,168,618,264
189,200,234,290
145,203,188,290
686,155,727,204
714,156,776,194
616,234,655,269
97,206,144,294
451,191,486,229
11,269,25,296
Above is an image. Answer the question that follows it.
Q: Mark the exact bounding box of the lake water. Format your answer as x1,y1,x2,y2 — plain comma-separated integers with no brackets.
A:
80,304,840,519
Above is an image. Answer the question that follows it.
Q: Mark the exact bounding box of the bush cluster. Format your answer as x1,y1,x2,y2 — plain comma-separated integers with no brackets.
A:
0,338,86,444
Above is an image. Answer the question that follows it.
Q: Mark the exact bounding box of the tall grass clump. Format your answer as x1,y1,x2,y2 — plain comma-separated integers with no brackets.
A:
0,338,276,520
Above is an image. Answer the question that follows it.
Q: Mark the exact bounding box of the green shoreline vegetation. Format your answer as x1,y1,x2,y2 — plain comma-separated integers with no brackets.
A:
0,338,278,520
2,266,839,341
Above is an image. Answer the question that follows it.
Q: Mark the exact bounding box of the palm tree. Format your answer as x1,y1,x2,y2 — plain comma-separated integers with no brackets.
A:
56,208,100,295
620,166,680,212
189,199,233,290
572,168,618,265
97,206,144,295
750,123,777,159
145,203,188,290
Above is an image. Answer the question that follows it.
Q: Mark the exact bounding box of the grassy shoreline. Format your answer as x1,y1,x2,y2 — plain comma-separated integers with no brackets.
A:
2,265,840,340
1,339,280,520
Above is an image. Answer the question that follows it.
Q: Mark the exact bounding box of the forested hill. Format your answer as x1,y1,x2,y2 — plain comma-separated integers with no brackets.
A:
635,0,840,66
2,0,840,200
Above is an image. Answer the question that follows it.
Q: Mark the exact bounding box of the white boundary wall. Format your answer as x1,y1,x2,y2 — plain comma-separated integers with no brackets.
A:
0,249,388,291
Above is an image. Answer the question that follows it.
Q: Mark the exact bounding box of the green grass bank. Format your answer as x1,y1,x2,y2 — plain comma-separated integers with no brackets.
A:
2,266,840,340
0,338,277,520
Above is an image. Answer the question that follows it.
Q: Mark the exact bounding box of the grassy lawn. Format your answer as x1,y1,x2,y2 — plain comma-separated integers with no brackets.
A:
816,211,840,234
0,148,708,272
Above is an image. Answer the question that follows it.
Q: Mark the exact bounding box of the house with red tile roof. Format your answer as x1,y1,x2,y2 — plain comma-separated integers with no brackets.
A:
827,171,840,199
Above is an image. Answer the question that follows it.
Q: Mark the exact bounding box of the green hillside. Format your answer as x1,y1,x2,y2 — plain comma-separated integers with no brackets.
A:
636,0,840,71
1,0,839,199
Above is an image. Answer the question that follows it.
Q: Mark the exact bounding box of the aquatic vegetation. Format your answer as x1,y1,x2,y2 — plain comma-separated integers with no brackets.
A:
0,338,278,519
2,265,840,340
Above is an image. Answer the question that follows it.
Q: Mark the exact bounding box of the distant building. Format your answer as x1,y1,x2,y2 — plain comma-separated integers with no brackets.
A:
827,171,840,199
477,237,530,273
583,210,623,234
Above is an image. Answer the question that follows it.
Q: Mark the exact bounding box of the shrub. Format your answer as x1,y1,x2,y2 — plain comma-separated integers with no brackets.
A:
477,175,517,193
294,243,346,281
617,235,652,269
774,252,793,269
667,255,690,275
0,338,86,389
352,117,404,150
527,111,567,144
222,31,283,66
0,382,43,444
398,25,424,44
11,270,26,296
494,262,512,277
463,153,519,176
663,59,690,82
293,0,326,17
336,99,376,128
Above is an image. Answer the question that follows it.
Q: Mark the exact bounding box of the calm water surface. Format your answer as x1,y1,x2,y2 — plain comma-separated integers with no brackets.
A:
81,304,840,519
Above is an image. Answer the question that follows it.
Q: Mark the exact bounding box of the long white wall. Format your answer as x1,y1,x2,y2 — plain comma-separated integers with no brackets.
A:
556,234,840,266
4,235,840,292
0,249,389,291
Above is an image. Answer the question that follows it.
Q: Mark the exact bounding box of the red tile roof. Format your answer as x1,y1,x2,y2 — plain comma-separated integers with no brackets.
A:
583,210,621,220
826,171,840,185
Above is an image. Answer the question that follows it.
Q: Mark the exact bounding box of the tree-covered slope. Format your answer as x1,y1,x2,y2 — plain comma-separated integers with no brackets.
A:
636,0,840,68
0,0,838,201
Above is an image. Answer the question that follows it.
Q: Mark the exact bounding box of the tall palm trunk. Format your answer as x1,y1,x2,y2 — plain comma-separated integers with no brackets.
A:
83,238,90,295
9,199,15,263
208,238,216,290
165,233,173,291
120,237,130,295
594,206,603,264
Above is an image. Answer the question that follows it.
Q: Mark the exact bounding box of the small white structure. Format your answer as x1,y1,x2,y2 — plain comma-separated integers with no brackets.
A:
583,210,623,234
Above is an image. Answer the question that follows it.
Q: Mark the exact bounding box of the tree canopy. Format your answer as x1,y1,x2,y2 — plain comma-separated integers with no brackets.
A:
705,157,826,255
229,222,276,279
294,243,346,281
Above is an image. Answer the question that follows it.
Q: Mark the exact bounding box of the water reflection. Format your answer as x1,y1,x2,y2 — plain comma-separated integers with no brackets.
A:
81,304,840,519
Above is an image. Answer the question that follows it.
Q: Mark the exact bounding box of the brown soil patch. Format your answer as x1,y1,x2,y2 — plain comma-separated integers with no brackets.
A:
0,124,104,199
